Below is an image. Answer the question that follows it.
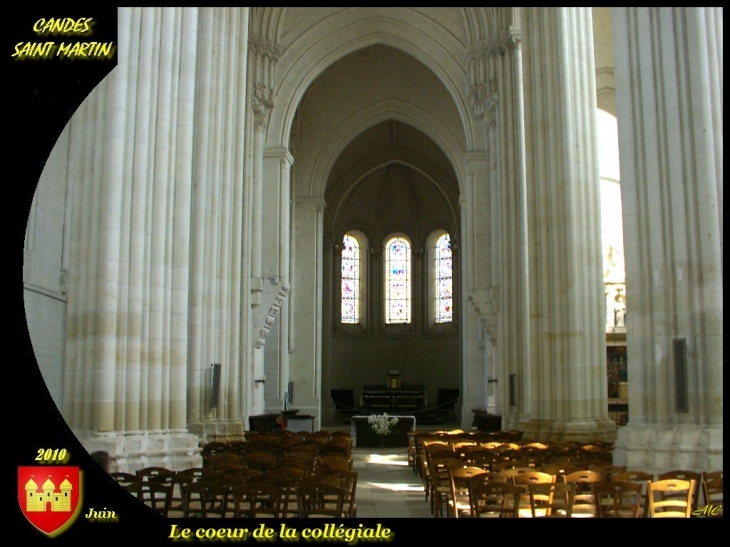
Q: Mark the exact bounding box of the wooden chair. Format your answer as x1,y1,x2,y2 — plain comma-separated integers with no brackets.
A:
541,462,581,481
563,470,602,517
297,480,346,518
110,472,142,487
613,470,653,518
150,472,188,517
135,466,175,481
528,482,576,517
315,468,359,518
317,455,353,471
469,481,521,518
657,470,702,513
250,472,300,518
511,471,555,517
427,457,463,517
700,476,722,517
502,466,540,479
125,480,173,517
232,482,282,518
178,467,219,483
182,480,230,518
589,464,627,482
449,466,487,518
462,449,494,471
594,480,643,518
647,479,695,518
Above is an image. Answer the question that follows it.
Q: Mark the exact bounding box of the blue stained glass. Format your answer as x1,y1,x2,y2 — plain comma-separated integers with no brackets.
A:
385,237,410,324
341,234,360,324
435,234,453,323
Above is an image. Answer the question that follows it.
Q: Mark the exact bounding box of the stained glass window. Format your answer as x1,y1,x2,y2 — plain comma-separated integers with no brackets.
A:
341,234,360,324
385,236,411,324
435,233,452,323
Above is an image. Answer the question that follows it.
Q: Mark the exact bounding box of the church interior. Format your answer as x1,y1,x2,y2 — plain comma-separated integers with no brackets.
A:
23,7,721,494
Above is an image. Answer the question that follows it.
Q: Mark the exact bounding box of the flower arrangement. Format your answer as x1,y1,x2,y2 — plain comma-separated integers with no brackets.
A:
367,413,399,436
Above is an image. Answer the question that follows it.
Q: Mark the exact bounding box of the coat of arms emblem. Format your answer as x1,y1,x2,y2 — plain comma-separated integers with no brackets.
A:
18,466,82,537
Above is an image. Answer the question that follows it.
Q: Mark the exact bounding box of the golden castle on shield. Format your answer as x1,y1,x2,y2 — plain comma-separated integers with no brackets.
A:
24,475,73,512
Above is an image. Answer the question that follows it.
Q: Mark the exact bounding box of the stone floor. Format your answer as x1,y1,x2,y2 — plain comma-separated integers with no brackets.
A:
350,446,432,518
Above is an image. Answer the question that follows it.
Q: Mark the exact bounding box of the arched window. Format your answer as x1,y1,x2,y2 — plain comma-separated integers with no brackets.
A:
341,234,361,324
435,233,452,323
385,236,411,324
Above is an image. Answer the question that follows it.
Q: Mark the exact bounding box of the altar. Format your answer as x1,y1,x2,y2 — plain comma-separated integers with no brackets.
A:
351,415,416,448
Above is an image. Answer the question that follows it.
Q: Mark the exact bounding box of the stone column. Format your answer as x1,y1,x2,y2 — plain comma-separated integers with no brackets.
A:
462,158,493,429
259,149,294,412
611,7,723,471
468,14,532,430
322,234,335,423
64,7,202,471
187,7,250,443
290,197,326,428
521,7,615,441
248,34,278,308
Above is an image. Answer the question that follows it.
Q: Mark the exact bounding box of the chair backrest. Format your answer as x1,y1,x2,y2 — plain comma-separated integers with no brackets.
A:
612,470,653,518
232,482,282,518
182,480,230,518
250,472,299,517
589,464,627,482
700,477,722,517
563,470,602,517
528,482,576,517
178,467,219,483
315,468,359,518
563,470,603,483
111,472,142,487
594,480,643,518
648,479,695,518
135,466,175,481
541,462,581,480
297,480,346,518
125,480,173,517
450,466,488,518
657,470,701,512
150,472,187,516
469,481,521,518
511,471,555,486
503,466,540,478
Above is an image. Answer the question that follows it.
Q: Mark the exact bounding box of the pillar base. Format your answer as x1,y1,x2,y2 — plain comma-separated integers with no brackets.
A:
521,419,617,443
75,429,203,474
613,424,723,474
187,419,246,444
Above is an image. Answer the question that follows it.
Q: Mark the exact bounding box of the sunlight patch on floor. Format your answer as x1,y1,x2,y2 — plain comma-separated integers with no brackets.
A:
366,454,409,466
367,482,424,492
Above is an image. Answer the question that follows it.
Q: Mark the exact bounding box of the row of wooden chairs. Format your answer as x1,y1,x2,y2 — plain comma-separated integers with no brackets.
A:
112,461,358,518
446,467,722,518
412,433,614,480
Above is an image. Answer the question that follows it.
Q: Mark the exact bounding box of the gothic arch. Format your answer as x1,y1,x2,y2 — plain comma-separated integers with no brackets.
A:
307,100,467,199
268,8,485,152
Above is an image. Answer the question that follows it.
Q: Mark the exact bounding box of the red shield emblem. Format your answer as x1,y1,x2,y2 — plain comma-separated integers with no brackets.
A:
18,466,83,537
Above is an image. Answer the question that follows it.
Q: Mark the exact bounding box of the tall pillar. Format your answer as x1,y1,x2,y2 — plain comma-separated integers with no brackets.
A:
611,7,723,472
187,7,250,443
248,33,278,307
64,7,203,471
521,7,615,441
467,12,532,430
289,197,326,428
462,157,493,429
259,149,294,414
